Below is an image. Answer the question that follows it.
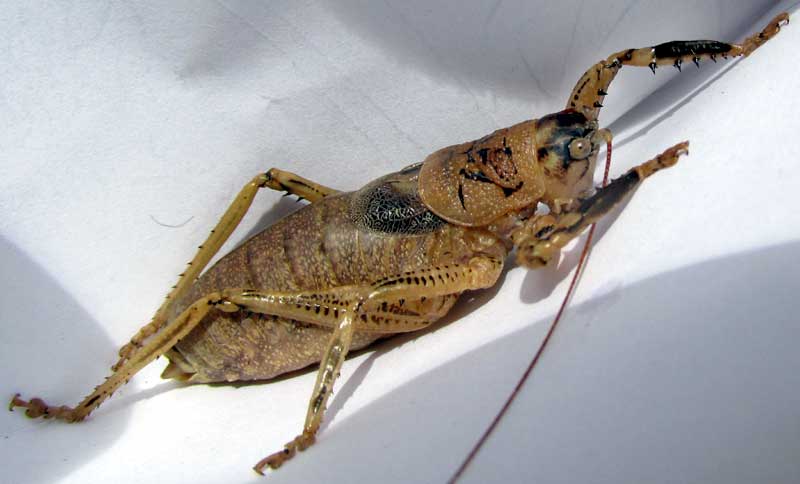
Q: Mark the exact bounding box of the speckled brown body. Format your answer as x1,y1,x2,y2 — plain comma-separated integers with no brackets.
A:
10,12,788,474
165,168,505,383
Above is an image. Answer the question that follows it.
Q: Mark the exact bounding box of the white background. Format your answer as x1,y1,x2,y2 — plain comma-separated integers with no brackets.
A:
1,1,799,483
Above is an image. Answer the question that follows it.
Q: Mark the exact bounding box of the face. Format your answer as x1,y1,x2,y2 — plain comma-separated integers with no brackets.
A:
534,110,607,207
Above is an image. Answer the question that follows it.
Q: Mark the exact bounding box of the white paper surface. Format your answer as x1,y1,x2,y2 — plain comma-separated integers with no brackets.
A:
1,1,799,483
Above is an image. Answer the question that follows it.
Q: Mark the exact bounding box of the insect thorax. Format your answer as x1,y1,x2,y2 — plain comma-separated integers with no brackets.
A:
351,170,447,235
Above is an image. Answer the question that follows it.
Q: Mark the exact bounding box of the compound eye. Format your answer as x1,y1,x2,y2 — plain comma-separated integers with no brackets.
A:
568,137,592,160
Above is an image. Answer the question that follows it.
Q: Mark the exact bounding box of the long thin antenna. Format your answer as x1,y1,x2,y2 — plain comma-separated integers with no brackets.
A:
448,140,613,483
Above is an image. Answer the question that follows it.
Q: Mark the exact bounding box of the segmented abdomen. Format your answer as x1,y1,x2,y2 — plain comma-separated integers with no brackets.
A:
189,179,476,298
164,173,491,382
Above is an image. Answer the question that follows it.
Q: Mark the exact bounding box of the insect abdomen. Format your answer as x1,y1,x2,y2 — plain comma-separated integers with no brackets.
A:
164,186,472,382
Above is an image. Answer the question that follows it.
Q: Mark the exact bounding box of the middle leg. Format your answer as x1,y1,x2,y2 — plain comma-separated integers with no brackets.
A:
252,254,506,472
113,167,338,372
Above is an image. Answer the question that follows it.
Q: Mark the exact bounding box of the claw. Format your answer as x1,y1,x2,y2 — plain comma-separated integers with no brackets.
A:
8,393,78,421
9,393,22,411
253,430,316,474
634,141,689,180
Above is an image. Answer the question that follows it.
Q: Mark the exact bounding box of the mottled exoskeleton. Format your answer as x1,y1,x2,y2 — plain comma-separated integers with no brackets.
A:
10,13,788,474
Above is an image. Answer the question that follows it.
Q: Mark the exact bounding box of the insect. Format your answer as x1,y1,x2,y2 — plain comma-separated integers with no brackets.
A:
8,11,789,478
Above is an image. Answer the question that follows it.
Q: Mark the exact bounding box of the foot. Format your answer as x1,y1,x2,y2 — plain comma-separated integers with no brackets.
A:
9,393,79,421
252,430,317,474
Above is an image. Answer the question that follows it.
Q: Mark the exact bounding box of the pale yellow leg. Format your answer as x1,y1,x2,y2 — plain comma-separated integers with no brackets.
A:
10,292,239,421
226,256,502,334
263,167,340,202
253,299,359,473
113,168,338,372
251,254,505,473
5,288,364,422
11,251,502,421
12,253,503,477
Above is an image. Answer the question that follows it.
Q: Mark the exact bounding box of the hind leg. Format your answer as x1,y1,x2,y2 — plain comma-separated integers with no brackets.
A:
113,168,337,372
10,293,237,421
9,255,498,422
10,166,338,420
263,167,340,202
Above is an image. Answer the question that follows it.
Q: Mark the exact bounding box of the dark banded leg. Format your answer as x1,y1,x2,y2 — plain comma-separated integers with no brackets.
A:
514,142,688,268
568,12,789,121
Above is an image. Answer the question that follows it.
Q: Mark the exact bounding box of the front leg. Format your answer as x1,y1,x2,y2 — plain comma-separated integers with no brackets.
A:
515,142,688,268
568,12,788,120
